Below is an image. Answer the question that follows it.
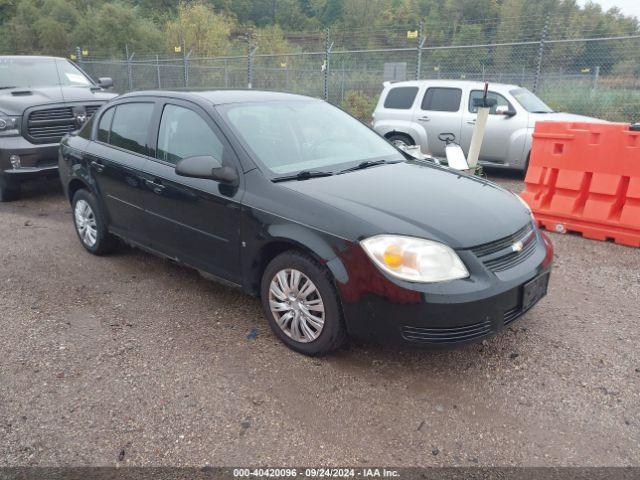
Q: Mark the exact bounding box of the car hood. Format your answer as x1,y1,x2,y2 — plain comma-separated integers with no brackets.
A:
280,162,531,249
0,86,117,115
527,111,606,127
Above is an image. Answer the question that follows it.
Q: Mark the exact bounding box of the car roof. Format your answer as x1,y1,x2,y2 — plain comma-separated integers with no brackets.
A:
119,89,321,105
383,79,521,90
0,55,69,61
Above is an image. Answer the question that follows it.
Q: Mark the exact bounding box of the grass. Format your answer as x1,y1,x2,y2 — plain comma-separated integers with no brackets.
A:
535,81,640,122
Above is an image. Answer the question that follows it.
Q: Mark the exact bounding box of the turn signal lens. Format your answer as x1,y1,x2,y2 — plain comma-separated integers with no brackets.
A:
383,244,403,269
361,235,469,283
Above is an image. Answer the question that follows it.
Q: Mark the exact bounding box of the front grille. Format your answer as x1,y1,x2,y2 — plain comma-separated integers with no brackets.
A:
401,320,492,344
29,107,74,121
471,223,537,273
471,223,533,257
26,104,102,143
85,104,101,117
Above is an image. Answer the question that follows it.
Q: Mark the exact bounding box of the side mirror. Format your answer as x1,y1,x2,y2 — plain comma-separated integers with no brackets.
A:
495,105,516,117
175,155,238,185
97,77,114,89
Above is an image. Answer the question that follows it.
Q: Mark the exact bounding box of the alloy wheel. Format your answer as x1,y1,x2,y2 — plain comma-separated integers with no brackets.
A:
268,268,325,343
74,199,98,247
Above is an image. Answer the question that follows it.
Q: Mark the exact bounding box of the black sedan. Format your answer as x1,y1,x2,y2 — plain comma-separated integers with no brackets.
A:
59,90,553,355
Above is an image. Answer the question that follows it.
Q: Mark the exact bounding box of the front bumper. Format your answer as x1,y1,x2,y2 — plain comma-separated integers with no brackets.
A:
336,228,554,347
0,136,59,182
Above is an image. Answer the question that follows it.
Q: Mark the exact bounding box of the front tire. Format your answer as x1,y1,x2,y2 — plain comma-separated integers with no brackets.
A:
72,189,117,255
260,251,347,356
0,177,20,202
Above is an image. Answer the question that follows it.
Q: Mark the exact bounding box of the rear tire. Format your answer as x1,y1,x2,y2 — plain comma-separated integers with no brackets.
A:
386,133,414,148
71,189,117,255
260,251,347,356
0,177,20,202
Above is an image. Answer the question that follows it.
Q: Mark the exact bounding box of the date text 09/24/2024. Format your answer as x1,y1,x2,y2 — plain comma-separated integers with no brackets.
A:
232,468,400,477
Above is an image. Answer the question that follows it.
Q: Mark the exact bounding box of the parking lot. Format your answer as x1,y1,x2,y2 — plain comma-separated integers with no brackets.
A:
1,173,638,467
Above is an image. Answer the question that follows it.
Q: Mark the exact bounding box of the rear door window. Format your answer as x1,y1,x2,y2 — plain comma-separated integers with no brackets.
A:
383,87,419,109
421,88,462,112
109,103,154,156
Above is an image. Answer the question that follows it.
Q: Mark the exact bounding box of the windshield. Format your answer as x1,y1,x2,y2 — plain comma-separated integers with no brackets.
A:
509,88,553,113
0,57,93,89
219,100,403,175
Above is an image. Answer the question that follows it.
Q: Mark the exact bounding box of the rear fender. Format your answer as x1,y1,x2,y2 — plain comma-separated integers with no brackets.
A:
373,120,427,150
506,127,533,169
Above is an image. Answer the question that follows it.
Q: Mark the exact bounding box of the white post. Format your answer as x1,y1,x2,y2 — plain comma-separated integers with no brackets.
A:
466,82,493,169
467,107,489,169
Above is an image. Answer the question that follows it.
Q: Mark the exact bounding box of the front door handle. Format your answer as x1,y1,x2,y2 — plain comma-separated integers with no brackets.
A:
466,120,476,125
145,179,165,195
90,160,105,173
418,116,430,122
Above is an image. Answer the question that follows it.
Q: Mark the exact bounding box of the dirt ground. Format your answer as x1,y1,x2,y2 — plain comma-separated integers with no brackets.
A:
1,174,638,467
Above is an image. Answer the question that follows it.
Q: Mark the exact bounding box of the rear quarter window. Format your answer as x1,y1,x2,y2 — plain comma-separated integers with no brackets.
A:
97,107,115,143
383,87,419,109
77,115,95,140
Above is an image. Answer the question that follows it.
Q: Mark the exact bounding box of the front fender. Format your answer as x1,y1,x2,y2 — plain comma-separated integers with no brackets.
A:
270,224,350,283
241,212,352,295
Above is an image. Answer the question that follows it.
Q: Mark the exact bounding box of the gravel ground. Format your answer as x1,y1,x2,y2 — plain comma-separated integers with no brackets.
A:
0,174,638,467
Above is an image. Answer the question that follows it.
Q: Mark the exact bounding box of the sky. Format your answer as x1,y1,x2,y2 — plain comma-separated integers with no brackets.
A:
577,0,640,19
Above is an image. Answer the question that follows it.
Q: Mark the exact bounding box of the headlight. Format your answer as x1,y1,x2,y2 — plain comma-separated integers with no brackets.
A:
0,113,20,137
360,235,469,283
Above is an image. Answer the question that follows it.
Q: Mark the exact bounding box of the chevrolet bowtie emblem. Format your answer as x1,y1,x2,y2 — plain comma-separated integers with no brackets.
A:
512,240,524,252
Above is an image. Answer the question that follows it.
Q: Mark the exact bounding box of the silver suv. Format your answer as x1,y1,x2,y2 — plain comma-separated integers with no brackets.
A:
372,80,602,172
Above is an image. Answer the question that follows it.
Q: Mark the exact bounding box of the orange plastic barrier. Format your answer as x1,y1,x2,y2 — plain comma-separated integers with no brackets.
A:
520,121,640,247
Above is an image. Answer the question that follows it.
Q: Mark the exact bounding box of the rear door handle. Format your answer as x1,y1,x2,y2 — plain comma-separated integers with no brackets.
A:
90,160,105,173
466,120,476,125
418,116,430,122
145,179,165,194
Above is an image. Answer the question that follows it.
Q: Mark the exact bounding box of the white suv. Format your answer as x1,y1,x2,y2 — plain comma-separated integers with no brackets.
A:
372,79,602,172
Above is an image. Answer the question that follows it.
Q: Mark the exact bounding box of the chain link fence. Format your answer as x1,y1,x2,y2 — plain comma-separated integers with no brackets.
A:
75,20,640,123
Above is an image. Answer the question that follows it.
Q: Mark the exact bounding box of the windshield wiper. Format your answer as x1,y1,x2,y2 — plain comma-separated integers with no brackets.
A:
0,86,19,90
338,159,399,174
272,170,334,182
531,110,554,113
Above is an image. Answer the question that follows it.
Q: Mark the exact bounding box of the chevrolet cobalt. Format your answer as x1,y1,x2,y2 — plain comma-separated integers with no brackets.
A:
59,90,552,355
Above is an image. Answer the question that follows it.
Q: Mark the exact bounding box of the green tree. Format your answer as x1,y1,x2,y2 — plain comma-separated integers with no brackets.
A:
35,0,80,56
4,0,40,54
93,2,163,56
164,1,235,57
